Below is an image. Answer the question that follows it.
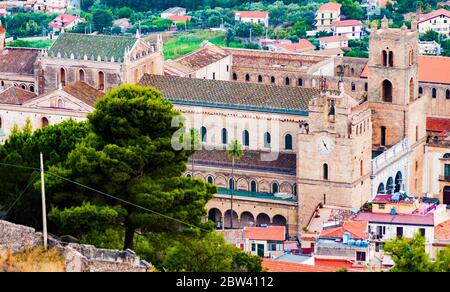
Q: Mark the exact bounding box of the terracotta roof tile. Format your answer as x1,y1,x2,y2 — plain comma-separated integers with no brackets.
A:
0,48,39,75
169,15,192,22
274,39,315,52
419,8,450,24
353,212,434,226
0,86,37,105
235,11,269,19
332,20,362,27
63,81,104,107
169,43,230,71
427,117,450,136
139,74,327,115
0,24,5,34
319,35,348,42
435,220,450,241
320,221,368,239
48,14,78,29
262,258,338,272
244,226,286,241
318,3,342,11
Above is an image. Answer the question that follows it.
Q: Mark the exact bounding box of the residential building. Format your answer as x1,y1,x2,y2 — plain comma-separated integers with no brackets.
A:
168,15,192,30
418,8,450,37
353,193,450,255
318,35,349,50
244,226,286,258
113,18,133,33
419,41,442,55
271,39,316,53
432,219,450,258
164,41,232,81
31,0,69,13
332,20,363,40
315,2,342,32
48,14,83,33
160,7,186,20
234,11,269,27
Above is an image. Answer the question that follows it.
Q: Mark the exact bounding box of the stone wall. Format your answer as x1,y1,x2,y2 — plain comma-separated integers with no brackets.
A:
0,220,152,272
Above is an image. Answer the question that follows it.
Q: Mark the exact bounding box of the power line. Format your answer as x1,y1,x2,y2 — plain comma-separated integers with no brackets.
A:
45,171,211,232
0,162,39,171
1,172,40,219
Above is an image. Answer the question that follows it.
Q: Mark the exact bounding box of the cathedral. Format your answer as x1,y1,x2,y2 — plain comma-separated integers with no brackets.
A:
0,19,449,239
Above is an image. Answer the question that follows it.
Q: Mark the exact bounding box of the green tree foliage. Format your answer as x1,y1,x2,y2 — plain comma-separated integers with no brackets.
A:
420,29,440,43
162,232,262,272
336,0,365,20
92,8,113,32
1,12,57,37
384,232,450,272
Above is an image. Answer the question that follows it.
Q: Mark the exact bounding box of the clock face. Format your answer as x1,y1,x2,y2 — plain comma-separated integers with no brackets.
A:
317,136,335,155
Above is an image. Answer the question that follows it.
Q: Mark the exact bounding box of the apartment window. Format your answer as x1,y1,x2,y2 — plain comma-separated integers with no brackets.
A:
213,72,216,80
201,126,207,142
446,89,450,99
396,227,403,238
264,132,271,148
379,204,385,210
419,228,426,237
251,243,256,251
269,243,277,251
222,128,228,145
226,65,229,72
432,88,437,98
356,251,366,262
445,164,450,178
351,82,356,91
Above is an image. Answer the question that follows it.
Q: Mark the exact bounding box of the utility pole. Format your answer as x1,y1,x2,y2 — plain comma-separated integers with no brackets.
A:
249,28,252,43
40,152,48,250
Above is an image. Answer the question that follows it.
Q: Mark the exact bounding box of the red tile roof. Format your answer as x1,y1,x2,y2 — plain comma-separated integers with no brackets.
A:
0,86,37,105
427,117,450,137
318,3,342,11
360,56,450,85
235,11,269,19
244,226,285,241
354,212,434,226
0,24,5,34
372,194,393,203
320,221,368,240
332,20,362,27
169,15,192,22
435,220,450,241
319,35,348,42
419,8,450,24
63,81,104,107
274,39,315,52
262,258,337,272
49,14,78,29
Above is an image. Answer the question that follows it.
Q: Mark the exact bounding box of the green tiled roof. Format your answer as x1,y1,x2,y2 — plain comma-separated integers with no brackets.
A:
48,33,138,63
139,74,330,115
218,188,295,202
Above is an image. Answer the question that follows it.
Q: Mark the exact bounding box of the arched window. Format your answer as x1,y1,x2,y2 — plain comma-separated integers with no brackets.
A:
432,88,437,98
229,178,235,190
284,134,292,150
207,176,214,184
323,164,329,180
29,85,34,92
364,82,368,92
285,77,290,86
382,80,393,102
272,182,279,194
377,183,385,194
57,98,64,108
258,75,262,82
98,71,105,91
242,130,249,147
250,180,257,193
388,51,394,67
409,78,414,102
233,73,237,80
419,86,423,96
245,74,250,82
201,126,207,142
186,174,192,178
222,128,228,145
446,90,450,100
264,132,271,148
298,78,303,87
20,84,26,90
351,82,356,91
270,76,275,84
41,117,49,128
0,81,4,87
59,68,66,86
78,69,85,82
381,126,386,146
382,50,387,66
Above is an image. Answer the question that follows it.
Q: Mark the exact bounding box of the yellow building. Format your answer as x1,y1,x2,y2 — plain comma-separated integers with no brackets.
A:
315,2,342,32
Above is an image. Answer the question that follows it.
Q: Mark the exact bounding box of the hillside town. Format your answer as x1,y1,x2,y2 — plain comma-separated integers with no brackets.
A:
0,0,450,273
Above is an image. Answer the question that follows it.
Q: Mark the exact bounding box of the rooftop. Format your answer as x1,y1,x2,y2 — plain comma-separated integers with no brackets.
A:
235,11,269,19
262,258,337,272
419,8,450,23
274,39,315,52
353,211,435,226
0,48,40,75
318,35,348,42
63,81,104,107
0,86,37,105
48,33,139,63
244,226,285,241
320,221,368,240
162,7,185,14
332,20,362,27
48,14,79,29
217,188,296,202
318,2,342,11
427,117,450,138
139,74,326,115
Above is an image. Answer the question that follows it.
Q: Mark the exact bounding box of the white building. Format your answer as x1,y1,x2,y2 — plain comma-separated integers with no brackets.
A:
332,20,363,40
418,8,450,37
161,7,186,20
419,41,442,55
164,41,232,81
318,35,349,50
244,226,286,258
235,11,269,27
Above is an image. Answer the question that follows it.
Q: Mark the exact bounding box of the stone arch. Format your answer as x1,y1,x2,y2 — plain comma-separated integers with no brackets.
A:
233,73,237,80
224,210,239,229
256,213,270,226
285,77,290,86
207,175,214,184
245,74,250,82
59,67,66,86
382,80,393,102
215,175,227,188
78,69,85,82
272,215,287,226
382,50,387,66
236,178,249,191
29,85,35,92
394,171,403,193
240,211,255,228
270,76,275,84
388,51,394,67
259,180,270,193
271,181,279,194
258,75,263,82
284,133,293,150
208,208,222,225
280,182,292,194
386,177,394,194
20,83,26,90
250,180,257,192
377,182,385,194
194,173,204,180
41,117,49,128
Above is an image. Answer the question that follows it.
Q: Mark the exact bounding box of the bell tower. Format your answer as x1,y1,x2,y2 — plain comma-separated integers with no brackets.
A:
367,17,420,148
297,81,372,228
